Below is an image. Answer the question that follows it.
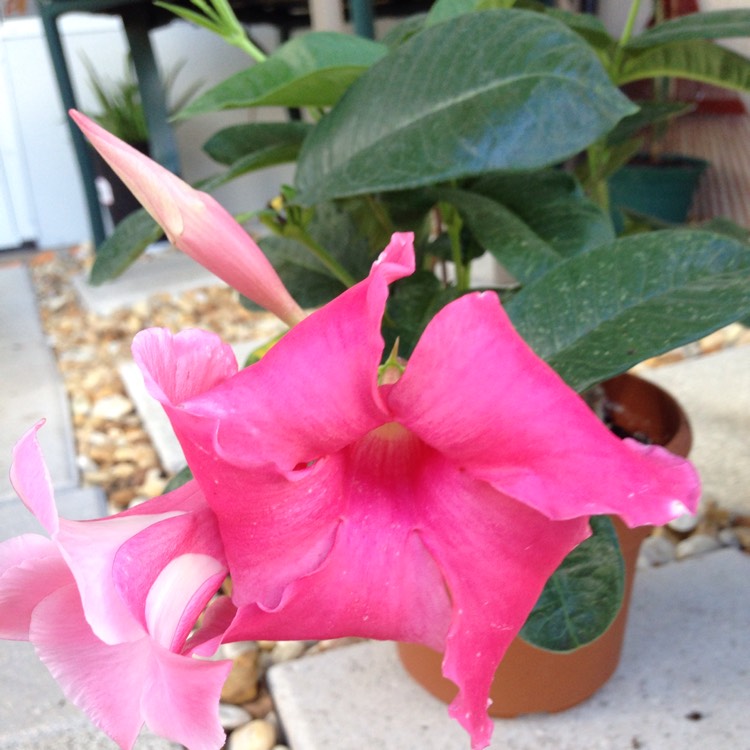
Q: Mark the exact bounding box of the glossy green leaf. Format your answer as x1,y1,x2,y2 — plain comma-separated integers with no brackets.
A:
617,39,750,91
437,188,562,283
506,230,750,392
250,202,375,309
470,171,615,259
425,0,515,26
424,0,479,25
295,9,635,204
203,122,311,165
89,209,163,285
626,10,750,49
545,6,615,52
383,272,460,358
520,516,624,652
177,32,387,117
604,101,694,147
254,234,347,310
163,465,193,493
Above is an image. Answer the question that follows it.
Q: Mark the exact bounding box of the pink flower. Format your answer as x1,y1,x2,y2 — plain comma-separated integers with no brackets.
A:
134,233,700,749
69,109,305,328
0,422,232,750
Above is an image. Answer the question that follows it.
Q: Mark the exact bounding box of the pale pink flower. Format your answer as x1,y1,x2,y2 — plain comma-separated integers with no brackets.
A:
69,109,305,328
0,422,231,750
133,233,700,749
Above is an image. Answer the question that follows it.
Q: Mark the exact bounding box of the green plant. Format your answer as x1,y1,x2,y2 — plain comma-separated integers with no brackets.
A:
88,0,750,654
82,54,201,145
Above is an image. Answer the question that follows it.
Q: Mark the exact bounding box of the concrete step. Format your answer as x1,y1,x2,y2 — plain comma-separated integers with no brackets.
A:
0,263,77,502
268,549,750,750
71,246,221,316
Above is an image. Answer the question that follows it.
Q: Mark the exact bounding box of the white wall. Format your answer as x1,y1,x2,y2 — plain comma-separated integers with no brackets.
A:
0,14,296,249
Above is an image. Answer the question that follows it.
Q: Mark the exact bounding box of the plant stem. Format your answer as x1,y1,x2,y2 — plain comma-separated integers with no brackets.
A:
611,0,642,78
585,142,611,212
441,202,470,292
288,227,357,288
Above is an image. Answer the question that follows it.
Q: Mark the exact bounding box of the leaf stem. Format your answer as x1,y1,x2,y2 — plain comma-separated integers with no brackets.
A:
441,202,470,291
287,226,358,288
611,0,642,79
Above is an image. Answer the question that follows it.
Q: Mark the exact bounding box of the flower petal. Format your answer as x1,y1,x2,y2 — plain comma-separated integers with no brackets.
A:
112,486,226,642
225,437,452,648
56,513,182,644
134,233,415,472
70,110,305,327
0,533,57,575
30,583,148,749
389,292,700,527
133,327,238,408
0,542,70,640
224,424,588,750
132,235,416,607
141,646,231,750
415,450,589,749
9,421,58,535
144,553,227,652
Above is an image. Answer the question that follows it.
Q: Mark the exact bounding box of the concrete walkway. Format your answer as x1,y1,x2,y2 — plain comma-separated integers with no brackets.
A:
0,248,748,749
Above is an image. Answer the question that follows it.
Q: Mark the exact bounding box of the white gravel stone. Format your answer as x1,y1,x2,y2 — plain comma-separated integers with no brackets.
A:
221,641,259,660
667,513,698,534
227,720,277,750
219,703,252,731
638,535,677,566
675,533,722,560
271,641,307,663
91,394,133,420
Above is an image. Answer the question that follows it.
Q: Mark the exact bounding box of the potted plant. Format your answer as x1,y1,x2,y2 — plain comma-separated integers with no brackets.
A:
569,0,750,225
2,2,750,749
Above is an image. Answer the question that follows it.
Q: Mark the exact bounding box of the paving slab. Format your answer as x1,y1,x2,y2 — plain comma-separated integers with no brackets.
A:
72,246,223,316
268,549,750,750
0,263,77,501
0,486,107,542
639,345,750,514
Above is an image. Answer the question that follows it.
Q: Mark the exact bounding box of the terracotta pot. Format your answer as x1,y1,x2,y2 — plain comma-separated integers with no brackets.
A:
397,373,691,718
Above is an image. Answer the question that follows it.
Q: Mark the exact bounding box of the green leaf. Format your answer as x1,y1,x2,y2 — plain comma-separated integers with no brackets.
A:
177,32,387,117
505,230,750,392
520,516,624,652
379,13,427,49
424,0,478,25
544,6,615,53
436,187,562,283
617,39,750,91
626,10,750,49
89,209,164,284
255,234,346,309
604,101,694,147
295,9,635,204
470,171,615,259
163,465,193,493
383,272,460,358
203,122,311,165
251,202,374,309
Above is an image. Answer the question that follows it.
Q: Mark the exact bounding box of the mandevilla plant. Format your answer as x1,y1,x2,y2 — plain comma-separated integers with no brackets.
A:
1,113,701,750
3,0,750,748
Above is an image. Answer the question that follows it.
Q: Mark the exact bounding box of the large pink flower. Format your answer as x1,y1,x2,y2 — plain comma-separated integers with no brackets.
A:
134,233,700,749
0,422,232,750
